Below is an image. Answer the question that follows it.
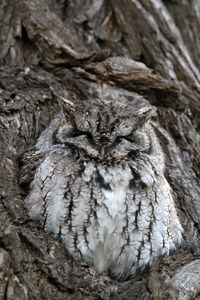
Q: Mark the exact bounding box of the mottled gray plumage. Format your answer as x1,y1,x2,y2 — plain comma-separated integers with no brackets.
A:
22,97,182,281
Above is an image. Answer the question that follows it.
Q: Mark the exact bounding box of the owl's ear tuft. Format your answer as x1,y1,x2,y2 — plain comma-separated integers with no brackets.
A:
58,96,76,121
136,106,155,128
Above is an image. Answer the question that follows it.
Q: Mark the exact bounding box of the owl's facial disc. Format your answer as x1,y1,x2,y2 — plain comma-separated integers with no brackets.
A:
57,98,153,160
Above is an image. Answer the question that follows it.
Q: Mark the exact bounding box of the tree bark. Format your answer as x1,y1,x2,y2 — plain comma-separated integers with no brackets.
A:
1,0,200,299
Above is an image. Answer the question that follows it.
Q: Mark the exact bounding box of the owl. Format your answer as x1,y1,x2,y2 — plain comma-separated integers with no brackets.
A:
21,97,183,281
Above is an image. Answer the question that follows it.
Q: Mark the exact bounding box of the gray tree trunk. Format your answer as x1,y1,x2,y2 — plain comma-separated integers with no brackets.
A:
1,1,200,299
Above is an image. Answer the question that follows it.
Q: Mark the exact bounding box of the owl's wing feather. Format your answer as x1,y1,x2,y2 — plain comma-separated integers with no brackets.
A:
24,146,80,232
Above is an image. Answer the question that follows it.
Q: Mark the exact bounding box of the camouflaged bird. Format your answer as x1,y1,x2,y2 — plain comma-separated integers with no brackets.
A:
21,96,182,281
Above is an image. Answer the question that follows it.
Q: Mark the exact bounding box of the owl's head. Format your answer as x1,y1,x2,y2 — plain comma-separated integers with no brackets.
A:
56,98,154,161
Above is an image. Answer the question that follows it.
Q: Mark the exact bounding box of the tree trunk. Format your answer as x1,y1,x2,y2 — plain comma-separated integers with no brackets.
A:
1,1,200,299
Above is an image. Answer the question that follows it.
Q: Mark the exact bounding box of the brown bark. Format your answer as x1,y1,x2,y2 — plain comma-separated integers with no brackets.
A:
0,1,200,299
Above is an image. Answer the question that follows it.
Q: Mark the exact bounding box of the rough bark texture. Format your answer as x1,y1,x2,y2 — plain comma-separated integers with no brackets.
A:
0,1,200,299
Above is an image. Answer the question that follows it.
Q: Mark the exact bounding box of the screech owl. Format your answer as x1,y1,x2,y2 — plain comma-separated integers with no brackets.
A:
22,97,183,281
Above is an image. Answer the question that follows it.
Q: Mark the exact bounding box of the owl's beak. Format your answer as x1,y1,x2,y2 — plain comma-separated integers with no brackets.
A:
100,147,105,157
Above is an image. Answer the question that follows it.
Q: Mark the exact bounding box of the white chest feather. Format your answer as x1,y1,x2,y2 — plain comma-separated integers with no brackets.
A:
82,164,132,272
97,164,131,216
